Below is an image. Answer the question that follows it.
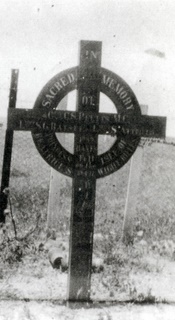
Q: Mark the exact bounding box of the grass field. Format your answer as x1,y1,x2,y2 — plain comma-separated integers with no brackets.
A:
1,129,175,240
1,128,175,302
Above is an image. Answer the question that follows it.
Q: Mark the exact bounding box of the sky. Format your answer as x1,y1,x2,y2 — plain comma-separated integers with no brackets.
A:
0,0,175,136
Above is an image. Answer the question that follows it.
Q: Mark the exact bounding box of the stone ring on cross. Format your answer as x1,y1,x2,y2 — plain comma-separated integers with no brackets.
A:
8,42,165,180
31,66,141,178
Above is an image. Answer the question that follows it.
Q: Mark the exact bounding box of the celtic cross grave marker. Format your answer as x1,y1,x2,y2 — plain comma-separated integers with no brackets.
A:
1,40,166,301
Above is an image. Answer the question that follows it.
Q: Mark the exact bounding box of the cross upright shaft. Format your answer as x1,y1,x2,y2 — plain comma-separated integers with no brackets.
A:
67,41,102,301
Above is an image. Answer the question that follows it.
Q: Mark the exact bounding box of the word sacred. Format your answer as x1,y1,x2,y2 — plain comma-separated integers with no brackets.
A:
42,72,75,108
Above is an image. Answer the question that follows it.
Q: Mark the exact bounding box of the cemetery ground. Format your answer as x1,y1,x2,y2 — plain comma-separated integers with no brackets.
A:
1,130,175,318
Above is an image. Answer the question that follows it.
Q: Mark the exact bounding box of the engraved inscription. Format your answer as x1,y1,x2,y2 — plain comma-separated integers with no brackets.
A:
102,73,134,110
29,63,165,178
42,72,75,108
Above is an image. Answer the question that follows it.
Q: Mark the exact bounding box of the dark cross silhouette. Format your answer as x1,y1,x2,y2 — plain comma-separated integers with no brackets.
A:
1,41,166,301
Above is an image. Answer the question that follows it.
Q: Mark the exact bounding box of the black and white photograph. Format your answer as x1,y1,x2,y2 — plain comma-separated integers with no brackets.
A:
0,0,175,318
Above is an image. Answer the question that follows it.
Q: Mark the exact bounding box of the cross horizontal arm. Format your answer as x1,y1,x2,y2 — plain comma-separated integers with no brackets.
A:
7,108,166,138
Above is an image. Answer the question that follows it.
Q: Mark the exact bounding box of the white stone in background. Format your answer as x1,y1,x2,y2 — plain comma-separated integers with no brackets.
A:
47,96,68,234
122,105,148,245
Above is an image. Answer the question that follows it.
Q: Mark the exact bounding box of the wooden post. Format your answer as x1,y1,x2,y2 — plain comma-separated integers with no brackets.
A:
47,96,68,237
0,69,18,223
122,105,148,245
